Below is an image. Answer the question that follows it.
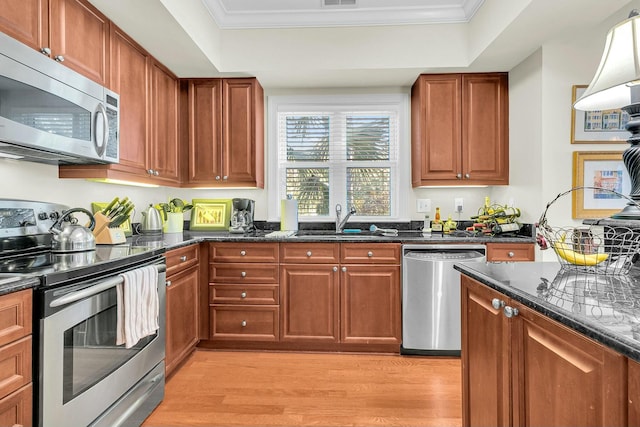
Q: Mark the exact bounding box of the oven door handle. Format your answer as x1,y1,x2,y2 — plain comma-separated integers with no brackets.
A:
49,276,124,308
49,264,163,308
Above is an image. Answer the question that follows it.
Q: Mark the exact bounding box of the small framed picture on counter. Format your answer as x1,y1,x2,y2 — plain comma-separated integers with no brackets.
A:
189,199,232,231
571,85,630,144
572,151,630,218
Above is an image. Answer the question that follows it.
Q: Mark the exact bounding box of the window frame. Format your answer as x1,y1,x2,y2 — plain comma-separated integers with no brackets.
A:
267,93,410,223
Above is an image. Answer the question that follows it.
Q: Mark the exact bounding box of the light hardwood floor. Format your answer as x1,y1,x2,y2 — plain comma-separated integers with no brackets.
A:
143,350,462,427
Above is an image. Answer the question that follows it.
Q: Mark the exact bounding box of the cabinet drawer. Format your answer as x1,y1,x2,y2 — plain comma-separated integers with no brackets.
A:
486,243,534,262
210,284,279,305
210,306,279,341
166,244,199,276
0,336,31,399
280,243,340,263
209,263,279,283
0,290,31,347
0,383,32,427
210,242,279,263
341,243,401,264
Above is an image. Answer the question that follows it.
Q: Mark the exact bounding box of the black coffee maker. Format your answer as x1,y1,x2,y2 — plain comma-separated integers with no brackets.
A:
229,198,255,233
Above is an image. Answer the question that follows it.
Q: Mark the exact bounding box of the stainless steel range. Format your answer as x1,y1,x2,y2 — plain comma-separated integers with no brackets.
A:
0,199,166,427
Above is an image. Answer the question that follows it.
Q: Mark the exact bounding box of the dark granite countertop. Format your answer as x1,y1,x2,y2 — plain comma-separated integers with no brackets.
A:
454,261,640,363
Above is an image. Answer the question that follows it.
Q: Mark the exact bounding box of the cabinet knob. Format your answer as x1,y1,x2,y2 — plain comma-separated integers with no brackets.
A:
367,251,373,257
342,266,347,272
491,298,505,310
154,170,160,176
40,47,51,56
333,266,338,272
180,255,187,262
241,292,247,298
465,173,470,179
216,176,221,180
503,306,519,318
240,250,246,256
241,271,247,277
241,320,247,327
456,173,462,179
147,169,154,175
223,176,228,181
166,280,172,287
508,251,515,258
54,55,64,62
306,251,312,257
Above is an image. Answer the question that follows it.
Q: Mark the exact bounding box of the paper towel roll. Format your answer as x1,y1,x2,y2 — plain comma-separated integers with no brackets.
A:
280,198,299,231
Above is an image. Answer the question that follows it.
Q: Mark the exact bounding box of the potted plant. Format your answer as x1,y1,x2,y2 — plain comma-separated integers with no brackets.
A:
157,198,193,233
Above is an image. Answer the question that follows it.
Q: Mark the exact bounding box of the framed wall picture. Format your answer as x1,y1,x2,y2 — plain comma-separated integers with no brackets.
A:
571,85,630,144
189,199,232,231
572,151,630,218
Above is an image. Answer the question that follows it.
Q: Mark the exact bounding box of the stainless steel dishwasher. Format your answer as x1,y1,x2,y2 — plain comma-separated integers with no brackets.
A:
401,244,486,356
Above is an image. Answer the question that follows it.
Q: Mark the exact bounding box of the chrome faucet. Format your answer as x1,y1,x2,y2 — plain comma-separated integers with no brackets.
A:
335,204,356,233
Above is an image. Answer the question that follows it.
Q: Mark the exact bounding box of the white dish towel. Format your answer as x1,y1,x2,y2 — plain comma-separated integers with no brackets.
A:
116,265,159,349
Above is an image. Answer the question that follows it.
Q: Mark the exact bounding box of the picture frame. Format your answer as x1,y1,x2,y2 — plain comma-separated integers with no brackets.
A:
189,199,232,231
572,151,630,219
571,85,630,144
90,202,132,236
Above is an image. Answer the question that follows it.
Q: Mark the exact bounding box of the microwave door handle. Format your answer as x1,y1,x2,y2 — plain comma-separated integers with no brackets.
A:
49,275,123,308
94,103,108,157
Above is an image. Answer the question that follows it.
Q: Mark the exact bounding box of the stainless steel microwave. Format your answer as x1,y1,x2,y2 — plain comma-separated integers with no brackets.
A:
0,31,119,165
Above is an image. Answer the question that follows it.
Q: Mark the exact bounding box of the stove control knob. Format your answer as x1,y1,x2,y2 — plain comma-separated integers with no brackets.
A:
38,212,48,220
49,212,60,220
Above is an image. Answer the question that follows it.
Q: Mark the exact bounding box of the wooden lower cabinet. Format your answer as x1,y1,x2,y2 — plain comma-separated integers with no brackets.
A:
0,384,32,427
165,245,200,377
486,242,535,262
461,275,627,427
629,359,640,424
280,263,340,343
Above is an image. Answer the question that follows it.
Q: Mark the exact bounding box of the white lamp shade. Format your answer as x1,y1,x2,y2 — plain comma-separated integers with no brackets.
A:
574,13,640,111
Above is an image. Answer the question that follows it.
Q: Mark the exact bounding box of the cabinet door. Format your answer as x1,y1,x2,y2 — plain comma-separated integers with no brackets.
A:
149,60,180,183
165,266,199,376
410,74,462,185
340,265,400,345
462,73,509,184
280,264,339,343
223,79,264,187
0,384,32,427
187,79,224,185
629,358,640,425
49,0,110,85
109,24,149,175
461,276,510,427
0,0,49,51
511,301,626,427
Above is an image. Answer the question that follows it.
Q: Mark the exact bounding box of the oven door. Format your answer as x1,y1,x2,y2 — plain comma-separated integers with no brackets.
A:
39,263,166,427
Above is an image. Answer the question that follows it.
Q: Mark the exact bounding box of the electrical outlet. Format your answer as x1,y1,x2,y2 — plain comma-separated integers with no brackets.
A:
416,199,431,213
455,198,463,213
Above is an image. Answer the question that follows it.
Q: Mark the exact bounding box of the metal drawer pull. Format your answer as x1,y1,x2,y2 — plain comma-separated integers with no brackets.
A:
240,250,246,256
180,255,187,262
367,251,373,257
508,252,515,258
342,267,347,272
491,298,505,310
241,292,247,298
306,251,312,257
241,271,247,277
333,266,338,272
166,280,172,287
241,320,247,327
504,306,519,318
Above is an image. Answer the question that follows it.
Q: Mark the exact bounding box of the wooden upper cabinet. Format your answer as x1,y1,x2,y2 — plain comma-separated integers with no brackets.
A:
0,0,109,85
108,24,149,175
411,73,508,186
184,78,264,188
149,60,180,184
0,0,49,52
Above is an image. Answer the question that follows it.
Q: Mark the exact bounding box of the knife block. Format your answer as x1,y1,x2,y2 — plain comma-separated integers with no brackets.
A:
93,212,127,245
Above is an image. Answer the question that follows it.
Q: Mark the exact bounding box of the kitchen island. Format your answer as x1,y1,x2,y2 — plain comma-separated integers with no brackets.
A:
454,261,640,426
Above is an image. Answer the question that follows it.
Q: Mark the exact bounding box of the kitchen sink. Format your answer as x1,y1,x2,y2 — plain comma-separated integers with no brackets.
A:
294,230,384,240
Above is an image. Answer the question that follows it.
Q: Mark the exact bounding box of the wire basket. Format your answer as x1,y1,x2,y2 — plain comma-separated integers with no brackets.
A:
537,187,640,275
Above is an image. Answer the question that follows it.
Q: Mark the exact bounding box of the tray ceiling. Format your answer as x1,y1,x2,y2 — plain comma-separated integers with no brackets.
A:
202,0,485,28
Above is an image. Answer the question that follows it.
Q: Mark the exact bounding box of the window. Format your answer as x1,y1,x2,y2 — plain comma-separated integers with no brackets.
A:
268,94,409,222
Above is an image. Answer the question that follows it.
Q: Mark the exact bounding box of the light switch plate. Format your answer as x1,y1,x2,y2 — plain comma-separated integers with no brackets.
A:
416,199,431,213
